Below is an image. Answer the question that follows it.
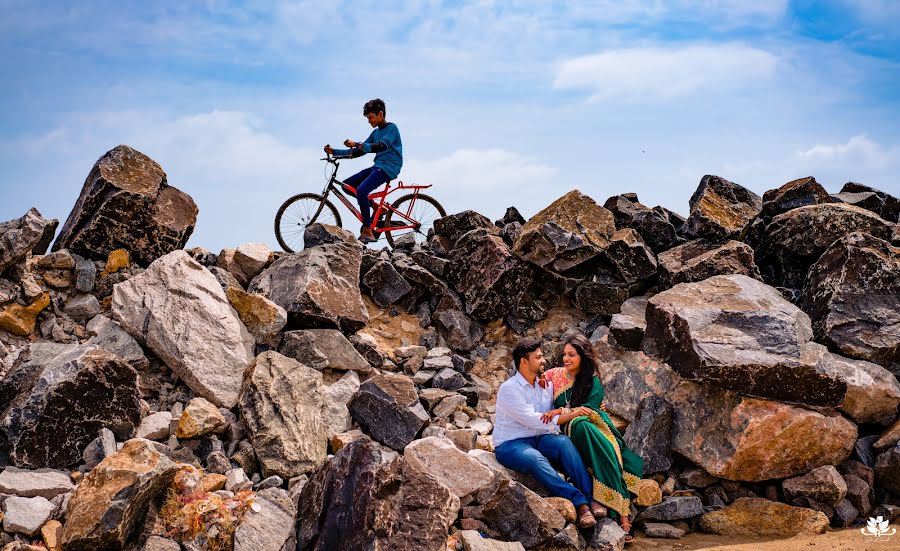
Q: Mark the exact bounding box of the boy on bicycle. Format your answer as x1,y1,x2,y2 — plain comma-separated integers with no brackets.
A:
324,98,403,243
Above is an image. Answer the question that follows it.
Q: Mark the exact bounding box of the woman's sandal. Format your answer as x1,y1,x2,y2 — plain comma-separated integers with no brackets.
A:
621,521,634,543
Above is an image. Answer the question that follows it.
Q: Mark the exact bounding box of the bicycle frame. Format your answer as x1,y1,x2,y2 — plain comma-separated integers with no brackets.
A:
319,159,430,234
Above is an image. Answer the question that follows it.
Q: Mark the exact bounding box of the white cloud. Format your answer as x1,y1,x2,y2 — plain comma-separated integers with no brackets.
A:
554,44,779,101
795,134,900,171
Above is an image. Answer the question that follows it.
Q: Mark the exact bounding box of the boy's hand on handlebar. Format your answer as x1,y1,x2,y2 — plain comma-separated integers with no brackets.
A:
343,139,357,148
323,144,334,155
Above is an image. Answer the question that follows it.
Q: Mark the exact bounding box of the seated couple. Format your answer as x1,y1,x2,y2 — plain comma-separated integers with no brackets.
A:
493,333,644,540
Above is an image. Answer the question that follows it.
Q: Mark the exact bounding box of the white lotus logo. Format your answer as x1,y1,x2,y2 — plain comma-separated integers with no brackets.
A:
861,516,896,537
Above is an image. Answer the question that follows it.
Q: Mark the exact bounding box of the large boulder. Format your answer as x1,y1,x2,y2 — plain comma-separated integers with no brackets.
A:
362,260,412,307
609,295,649,350
479,478,567,548
0,467,73,499
0,208,58,273
802,232,900,369
233,487,296,551
683,175,761,241
604,228,657,284
348,372,429,451
433,210,500,246
113,250,254,408
240,352,327,478
698,498,829,537
832,182,899,223
279,329,372,373
875,445,900,495
403,437,495,499
249,224,368,332
61,439,179,551
657,239,760,290
759,176,832,223
52,145,197,266
604,195,679,253
756,203,894,289
512,190,616,275
0,343,140,469
622,395,673,474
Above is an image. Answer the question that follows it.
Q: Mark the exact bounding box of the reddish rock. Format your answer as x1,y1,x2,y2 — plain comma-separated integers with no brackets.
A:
683,175,761,241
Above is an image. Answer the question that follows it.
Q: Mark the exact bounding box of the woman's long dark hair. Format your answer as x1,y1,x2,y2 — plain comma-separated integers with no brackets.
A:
564,333,599,407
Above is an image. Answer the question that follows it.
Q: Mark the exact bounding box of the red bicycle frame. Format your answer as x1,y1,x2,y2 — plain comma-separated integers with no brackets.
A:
328,179,432,234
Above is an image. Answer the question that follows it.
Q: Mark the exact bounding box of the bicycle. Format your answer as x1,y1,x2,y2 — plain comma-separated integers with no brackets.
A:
274,155,447,253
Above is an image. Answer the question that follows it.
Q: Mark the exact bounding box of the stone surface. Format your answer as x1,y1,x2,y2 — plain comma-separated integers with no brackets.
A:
233,242,271,281
756,203,894,289
643,522,685,539
0,208,58,273
403,436,495,498
698,497,829,537
233,487,295,551
458,530,526,551
605,228,657,284
782,465,847,507
85,315,148,369
0,467,73,499
321,370,360,438
2,496,54,536
226,467,252,492
638,496,704,522
657,239,760,289
63,293,100,321
61,439,179,550
513,189,616,275
609,296,648,350
249,224,368,332
623,395,672,474
588,518,628,551
348,372,429,451
434,210,501,245
112,250,255,408
432,309,485,352
225,286,287,340
0,292,49,336
141,536,181,551
604,195,679,253
480,478,567,548
683,175,761,241
74,256,97,292
363,260,412,307
875,419,900,450
175,397,226,438
240,351,327,478
875,445,900,495
279,328,372,373
135,412,172,440
759,176,832,223
802,232,900,369
833,182,899,223
52,145,197,266
0,343,140,469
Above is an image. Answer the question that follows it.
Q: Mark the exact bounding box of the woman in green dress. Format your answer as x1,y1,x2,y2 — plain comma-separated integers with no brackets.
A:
541,332,644,540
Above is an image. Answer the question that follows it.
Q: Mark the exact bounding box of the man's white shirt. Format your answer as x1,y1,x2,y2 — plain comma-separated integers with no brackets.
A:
492,371,561,448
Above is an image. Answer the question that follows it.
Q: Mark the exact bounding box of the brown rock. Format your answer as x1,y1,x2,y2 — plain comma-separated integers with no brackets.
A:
874,419,900,450
657,239,760,289
759,176,832,223
544,497,577,523
105,249,130,273
403,437,495,499
41,519,62,551
699,497,829,537
225,286,288,340
683,175,761,241
0,208,58,272
782,465,847,507
632,478,663,507
175,397,226,438
480,478,566,548
0,293,49,336
609,295,648,350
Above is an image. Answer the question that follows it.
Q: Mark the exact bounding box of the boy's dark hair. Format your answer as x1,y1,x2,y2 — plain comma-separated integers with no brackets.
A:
512,337,542,371
363,98,386,116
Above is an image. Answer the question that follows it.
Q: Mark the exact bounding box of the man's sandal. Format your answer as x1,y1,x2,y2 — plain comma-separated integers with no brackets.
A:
576,507,597,529
590,502,607,518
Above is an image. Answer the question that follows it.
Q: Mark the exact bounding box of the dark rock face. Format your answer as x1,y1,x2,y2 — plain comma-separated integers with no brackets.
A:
249,224,368,332
683,176,761,241
637,496,704,521
52,145,197,267
623,395,673,474
604,228,657,284
280,329,373,373
609,296,648,350
644,275,847,408
756,203,894,290
0,343,140,469
479,478,566,548
875,445,900,495
497,206,527,226
801,232,900,368
362,260,412,307
604,195,679,253
348,373,429,451
832,182,899,223
759,177,832,223
432,309,485,352
0,208,58,273
434,211,500,246
572,276,630,316
657,239,760,290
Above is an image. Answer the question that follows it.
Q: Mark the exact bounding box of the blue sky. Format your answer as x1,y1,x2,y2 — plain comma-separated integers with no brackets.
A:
2,1,899,252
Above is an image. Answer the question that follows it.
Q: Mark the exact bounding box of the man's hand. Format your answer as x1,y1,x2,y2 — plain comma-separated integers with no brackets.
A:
343,139,357,148
541,409,560,424
324,144,334,155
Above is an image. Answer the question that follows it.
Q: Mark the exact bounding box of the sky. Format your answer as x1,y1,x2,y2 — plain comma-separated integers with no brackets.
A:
1,0,899,252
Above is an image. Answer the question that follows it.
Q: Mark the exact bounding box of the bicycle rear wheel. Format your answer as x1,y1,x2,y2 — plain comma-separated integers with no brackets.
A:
384,193,447,248
274,193,342,253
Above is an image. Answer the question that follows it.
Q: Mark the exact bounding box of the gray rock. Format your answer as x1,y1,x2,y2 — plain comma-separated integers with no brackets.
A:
782,465,847,507
74,256,97,292
233,243,271,281
2,495,54,535
832,182,899,223
609,296,648,350
279,329,372,373
348,372,429,452
832,498,859,528
658,239,760,290
86,315,149,370
363,260,412,307
233,487,295,551
141,536,181,551
844,474,873,516
226,468,252,493
0,467,73,499
458,530,526,550
480,478,566,548
588,518,628,551
432,309,485,352
64,293,100,321
643,522,685,538
433,367,467,391
135,412,172,440
424,355,455,370
256,475,283,491
205,451,232,475
605,228,658,284
0,207,58,272
638,496,704,521
321,370,360,438
623,395,672,474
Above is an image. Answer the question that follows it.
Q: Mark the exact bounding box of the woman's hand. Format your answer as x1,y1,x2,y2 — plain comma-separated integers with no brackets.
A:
541,409,561,423
573,406,594,418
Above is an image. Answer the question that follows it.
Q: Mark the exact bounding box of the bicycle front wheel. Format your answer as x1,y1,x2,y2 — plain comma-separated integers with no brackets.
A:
384,193,447,248
274,193,342,253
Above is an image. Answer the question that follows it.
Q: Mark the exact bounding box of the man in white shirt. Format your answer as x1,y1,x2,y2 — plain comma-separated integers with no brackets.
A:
493,337,598,528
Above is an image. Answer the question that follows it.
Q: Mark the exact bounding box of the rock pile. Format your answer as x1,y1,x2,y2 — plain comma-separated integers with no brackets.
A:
1,147,899,551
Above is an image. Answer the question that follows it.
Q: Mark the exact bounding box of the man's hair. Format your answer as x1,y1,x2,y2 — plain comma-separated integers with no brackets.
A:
363,98,386,116
512,337,542,371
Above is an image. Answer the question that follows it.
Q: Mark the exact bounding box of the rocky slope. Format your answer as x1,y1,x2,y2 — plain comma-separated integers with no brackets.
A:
0,146,899,551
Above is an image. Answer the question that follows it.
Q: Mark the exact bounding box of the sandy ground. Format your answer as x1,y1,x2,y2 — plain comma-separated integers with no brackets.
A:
630,528,900,551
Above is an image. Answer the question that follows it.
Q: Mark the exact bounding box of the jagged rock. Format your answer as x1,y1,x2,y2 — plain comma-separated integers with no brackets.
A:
216,248,249,285
36,249,74,269
0,343,140,468
782,465,847,507
623,395,672,473
644,274,849,407
52,145,197,266
683,175,761,241
832,498,859,528
73,256,97,292
756,203,894,289
136,412,172,440
832,182,899,223
348,372,429,451
604,228,657,283
670,381,856,481
233,242,271,281
141,536,181,551
233,487,295,551
432,394,467,418
480,478,566,548
657,239,759,289
363,260,412,307
0,292,49,336
609,296,648,350
240,352,327,478
759,176,832,223
279,328,372,373
321,371,360,439
350,332,384,368
513,189,616,274
587,518,628,551
40,268,72,289
432,309,485,352
0,467,73,499
0,208,58,273
875,445,900,495
458,530,526,550
802,232,900,369
61,439,179,551
404,437,495,498
698,498,829,537
434,210,500,245
226,467,252,493
175,397,226,438
209,266,242,291
225,287,287,341
875,419,900,450
249,224,368,332
64,293,100,321
638,496,703,522
112,250,254,408
572,276,630,316
604,195,679,253
432,367,467,391
85,315,149,370
2,496,54,536
844,474,873,516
